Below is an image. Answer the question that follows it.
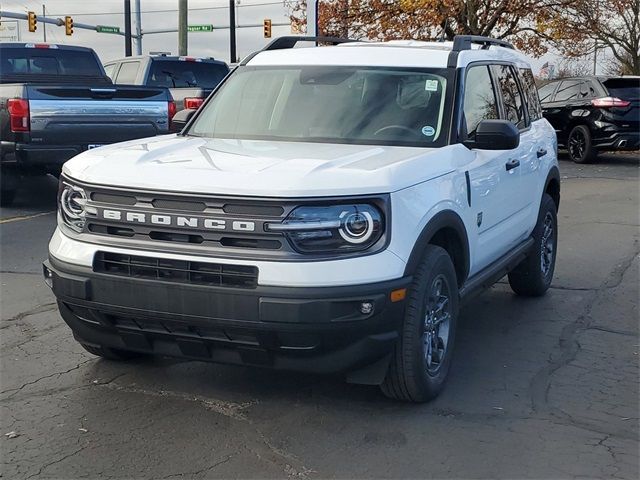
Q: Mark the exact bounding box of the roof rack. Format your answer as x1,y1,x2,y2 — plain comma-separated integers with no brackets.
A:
451,35,514,52
240,35,357,65
262,35,358,51
447,35,514,67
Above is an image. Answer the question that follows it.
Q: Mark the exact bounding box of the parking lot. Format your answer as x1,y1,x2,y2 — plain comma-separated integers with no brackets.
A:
1,154,638,479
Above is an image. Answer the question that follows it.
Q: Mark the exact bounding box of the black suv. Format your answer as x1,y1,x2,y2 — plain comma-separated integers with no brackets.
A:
538,76,639,163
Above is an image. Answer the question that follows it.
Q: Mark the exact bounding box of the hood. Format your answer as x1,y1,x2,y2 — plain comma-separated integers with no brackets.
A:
63,135,458,197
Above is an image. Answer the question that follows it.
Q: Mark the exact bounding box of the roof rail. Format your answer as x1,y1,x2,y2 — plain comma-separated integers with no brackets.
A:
447,35,514,68
451,35,514,52
240,35,357,65
262,35,358,51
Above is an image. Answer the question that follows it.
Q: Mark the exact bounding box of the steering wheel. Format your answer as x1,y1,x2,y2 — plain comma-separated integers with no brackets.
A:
373,125,423,139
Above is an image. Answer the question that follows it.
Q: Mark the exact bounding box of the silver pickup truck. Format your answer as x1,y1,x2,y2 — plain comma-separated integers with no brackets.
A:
0,43,175,206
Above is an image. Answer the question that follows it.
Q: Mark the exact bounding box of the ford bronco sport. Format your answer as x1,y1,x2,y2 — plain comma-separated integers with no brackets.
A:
44,35,560,402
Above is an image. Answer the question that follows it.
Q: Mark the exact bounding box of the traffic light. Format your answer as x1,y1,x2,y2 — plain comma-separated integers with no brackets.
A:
28,11,37,32
263,19,272,38
65,16,74,36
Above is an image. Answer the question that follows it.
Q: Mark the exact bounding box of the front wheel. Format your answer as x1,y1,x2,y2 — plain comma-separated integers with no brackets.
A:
381,245,459,402
508,193,558,296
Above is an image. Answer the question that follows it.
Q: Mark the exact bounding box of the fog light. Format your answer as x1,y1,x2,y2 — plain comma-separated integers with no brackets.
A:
359,301,374,315
43,265,53,288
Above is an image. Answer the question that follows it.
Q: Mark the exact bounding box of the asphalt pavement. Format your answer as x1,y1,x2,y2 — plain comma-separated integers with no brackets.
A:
1,153,639,479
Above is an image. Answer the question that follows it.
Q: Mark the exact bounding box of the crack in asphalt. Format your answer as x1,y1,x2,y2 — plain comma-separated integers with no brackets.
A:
158,456,234,479
528,249,639,435
1,359,93,399
1,302,57,324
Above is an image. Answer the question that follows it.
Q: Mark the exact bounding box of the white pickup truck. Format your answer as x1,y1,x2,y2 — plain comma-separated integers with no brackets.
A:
44,35,560,402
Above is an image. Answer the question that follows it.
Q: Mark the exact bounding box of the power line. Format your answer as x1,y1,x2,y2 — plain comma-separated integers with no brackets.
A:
48,1,292,17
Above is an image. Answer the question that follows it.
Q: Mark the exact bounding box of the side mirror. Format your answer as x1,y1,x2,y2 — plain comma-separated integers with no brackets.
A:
171,108,197,133
467,119,520,150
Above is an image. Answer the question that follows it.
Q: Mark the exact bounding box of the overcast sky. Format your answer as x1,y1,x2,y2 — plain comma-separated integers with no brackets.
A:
2,0,565,72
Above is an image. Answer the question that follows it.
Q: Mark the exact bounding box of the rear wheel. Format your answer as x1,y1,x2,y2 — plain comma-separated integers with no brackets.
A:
80,343,142,361
508,194,557,297
381,245,459,402
568,125,596,163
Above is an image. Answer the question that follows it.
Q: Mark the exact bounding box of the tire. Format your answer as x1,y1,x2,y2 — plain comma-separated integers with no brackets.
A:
80,343,142,361
1,168,18,207
567,125,596,163
381,245,459,402
508,193,558,297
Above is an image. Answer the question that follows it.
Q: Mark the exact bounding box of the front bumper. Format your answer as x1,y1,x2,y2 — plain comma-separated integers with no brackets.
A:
44,256,410,383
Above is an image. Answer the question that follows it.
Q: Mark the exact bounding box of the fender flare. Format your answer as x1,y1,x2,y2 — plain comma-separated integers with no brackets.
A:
544,165,561,210
403,210,470,283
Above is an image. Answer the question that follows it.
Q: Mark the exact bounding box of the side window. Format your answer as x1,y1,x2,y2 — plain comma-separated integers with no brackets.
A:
554,81,583,102
114,61,140,84
493,65,527,129
103,63,117,80
519,68,542,121
538,82,557,103
462,65,499,137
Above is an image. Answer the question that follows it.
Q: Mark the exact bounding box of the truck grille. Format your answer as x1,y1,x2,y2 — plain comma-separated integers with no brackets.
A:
94,252,258,289
79,184,295,258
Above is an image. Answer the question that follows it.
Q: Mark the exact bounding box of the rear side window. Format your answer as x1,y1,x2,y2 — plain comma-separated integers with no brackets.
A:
602,78,640,100
103,63,117,80
519,68,543,121
462,65,499,137
0,48,103,76
554,81,583,102
493,65,527,129
538,82,557,103
148,60,229,89
114,61,140,84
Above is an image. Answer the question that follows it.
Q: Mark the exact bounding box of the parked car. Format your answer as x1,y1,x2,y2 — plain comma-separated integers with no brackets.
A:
0,43,176,206
103,54,229,116
538,76,639,163
44,35,560,402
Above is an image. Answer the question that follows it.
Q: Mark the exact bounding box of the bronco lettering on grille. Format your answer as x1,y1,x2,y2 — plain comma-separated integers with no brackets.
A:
98,209,256,232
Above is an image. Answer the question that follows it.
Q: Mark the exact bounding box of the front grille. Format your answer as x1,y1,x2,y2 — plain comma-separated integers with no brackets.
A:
94,252,258,289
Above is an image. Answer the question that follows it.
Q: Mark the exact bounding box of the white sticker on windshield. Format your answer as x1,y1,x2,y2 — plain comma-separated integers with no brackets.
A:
421,125,435,136
425,79,439,91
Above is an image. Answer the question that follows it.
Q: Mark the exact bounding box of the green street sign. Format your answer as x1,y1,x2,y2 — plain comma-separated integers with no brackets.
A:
96,25,120,34
188,24,213,32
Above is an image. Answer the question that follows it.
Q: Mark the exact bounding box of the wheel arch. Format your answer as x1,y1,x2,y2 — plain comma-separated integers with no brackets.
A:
403,210,470,287
544,166,561,212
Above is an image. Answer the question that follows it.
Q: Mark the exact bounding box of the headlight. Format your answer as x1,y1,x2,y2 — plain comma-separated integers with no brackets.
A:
58,181,88,232
267,204,385,254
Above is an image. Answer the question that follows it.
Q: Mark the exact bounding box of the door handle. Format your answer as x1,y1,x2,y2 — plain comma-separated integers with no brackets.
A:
505,159,520,171
537,148,547,158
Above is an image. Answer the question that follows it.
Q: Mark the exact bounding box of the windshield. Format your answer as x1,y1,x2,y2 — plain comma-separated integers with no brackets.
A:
149,60,229,89
188,66,453,147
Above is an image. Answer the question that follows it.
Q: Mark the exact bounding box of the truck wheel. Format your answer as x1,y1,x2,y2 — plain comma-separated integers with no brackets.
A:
568,125,596,163
508,194,557,297
381,245,459,402
1,169,18,207
80,343,142,361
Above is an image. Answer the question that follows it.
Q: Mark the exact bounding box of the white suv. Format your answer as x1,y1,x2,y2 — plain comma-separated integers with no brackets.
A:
44,35,560,402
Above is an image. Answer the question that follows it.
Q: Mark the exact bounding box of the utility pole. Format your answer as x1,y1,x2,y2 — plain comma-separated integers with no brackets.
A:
307,0,318,37
229,0,236,63
593,40,598,75
124,0,132,56
42,5,46,42
135,0,142,55
178,0,188,56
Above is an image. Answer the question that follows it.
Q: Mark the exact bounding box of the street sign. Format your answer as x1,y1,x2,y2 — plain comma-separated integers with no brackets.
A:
0,21,20,42
188,25,213,32
96,25,120,34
